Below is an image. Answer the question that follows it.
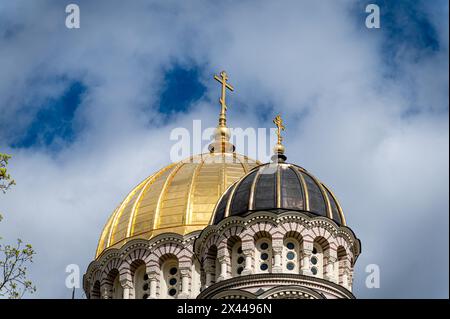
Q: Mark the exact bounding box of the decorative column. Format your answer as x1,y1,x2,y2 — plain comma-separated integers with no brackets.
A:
272,236,284,273
217,245,229,282
342,271,349,289
148,272,158,299
242,250,253,275
119,270,134,299
178,268,190,299
324,247,337,283
272,247,283,273
101,285,110,299
241,235,255,276
341,257,351,289
348,270,354,292
324,256,337,283
121,280,133,299
300,240,313,276
217,256,229,282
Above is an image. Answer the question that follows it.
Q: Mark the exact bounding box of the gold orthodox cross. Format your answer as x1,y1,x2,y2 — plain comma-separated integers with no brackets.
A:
214,71,234,126
273,114,285,145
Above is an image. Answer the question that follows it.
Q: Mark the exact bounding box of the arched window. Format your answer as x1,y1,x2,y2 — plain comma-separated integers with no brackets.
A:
106,269,122,299
134,264,149,299
91,280,100,299
204,245,218,287
160,257,180,299
311,237,329,278
310,243,323,277
229,237,244,276
255,237,272,273
112,274,123,299
283,237,300,273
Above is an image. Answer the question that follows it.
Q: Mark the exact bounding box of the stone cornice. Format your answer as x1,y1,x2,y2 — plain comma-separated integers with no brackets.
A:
196,273,355,299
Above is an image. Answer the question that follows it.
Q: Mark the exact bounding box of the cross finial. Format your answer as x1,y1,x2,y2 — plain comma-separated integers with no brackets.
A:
214,70,234,127
272,114,287,162
273,114,285,145
208,70,236,153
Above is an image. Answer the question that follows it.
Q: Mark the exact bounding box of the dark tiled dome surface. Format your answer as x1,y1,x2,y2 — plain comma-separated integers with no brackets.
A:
211,162,345,225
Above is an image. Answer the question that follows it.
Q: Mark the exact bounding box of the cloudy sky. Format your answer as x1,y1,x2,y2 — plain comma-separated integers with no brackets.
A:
0,0,448,298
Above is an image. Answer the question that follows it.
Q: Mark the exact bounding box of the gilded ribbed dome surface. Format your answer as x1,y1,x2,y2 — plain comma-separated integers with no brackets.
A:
96,152,260,257
211,162,346,226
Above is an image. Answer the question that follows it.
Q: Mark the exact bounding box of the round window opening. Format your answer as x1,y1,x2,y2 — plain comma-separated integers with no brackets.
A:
261,253,269,260
237,256,245,264
143,274,149,281
260,243,269,250
287,252,295,260
142,283,149,291
312,247,318,254
311,267,318,275
142,294,149,299
286,242,295,250
286,262,295,270
169,267,178,276
260,263,268,271
237,247,243,254
237,267,244,275
169,288,177,296
169,278,177,286
310,256,318,265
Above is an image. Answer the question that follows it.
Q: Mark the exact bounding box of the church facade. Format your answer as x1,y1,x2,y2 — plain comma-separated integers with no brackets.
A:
83,71,361,299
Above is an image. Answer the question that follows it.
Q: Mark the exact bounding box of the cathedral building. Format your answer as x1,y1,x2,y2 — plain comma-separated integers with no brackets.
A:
83,71,361,299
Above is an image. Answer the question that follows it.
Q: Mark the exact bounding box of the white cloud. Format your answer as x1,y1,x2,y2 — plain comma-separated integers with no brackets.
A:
0,0,448,298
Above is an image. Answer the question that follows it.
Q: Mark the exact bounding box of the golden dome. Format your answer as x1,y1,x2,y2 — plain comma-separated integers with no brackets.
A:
96,152,260,258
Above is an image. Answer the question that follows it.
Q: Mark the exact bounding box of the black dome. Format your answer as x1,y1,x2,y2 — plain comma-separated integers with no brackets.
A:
211,162,345,225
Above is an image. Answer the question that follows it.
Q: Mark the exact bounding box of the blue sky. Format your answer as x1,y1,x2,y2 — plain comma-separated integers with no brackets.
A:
0,0,448,298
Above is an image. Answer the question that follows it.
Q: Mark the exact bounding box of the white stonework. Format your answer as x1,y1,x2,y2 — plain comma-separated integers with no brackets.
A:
84,210,360,299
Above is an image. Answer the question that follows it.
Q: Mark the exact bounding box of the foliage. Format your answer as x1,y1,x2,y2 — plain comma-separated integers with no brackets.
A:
0,239,36,298
0,153,16,194
0,153,36,299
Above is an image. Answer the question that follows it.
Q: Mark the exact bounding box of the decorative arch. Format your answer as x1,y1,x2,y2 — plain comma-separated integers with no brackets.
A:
246,220,278,238
199,233,221,260
258,285,324,299
221,225,245,241
211,289,256,299
153,242,184,261
101,257,122,282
